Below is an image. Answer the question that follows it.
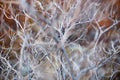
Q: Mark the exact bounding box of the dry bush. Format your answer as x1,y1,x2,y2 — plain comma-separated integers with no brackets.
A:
0,0,120,80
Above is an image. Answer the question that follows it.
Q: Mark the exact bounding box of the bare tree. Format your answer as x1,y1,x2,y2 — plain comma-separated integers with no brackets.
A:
0,0,120,80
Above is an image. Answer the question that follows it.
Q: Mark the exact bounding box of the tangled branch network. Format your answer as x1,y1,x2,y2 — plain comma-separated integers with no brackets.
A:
0,0,120,80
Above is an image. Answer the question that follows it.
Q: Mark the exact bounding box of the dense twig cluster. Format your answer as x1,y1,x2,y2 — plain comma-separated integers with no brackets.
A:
0,0,120,80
